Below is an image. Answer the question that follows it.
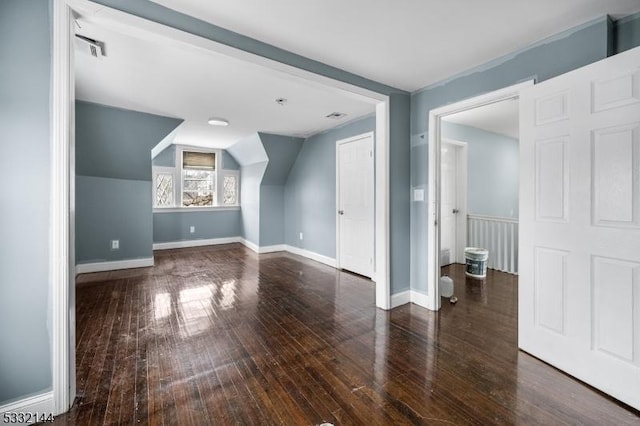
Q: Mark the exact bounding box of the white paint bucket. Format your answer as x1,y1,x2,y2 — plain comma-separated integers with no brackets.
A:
465,247,489,278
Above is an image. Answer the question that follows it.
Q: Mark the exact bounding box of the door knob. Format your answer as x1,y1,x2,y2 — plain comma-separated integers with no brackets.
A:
338,210,344,215
452,209,459,214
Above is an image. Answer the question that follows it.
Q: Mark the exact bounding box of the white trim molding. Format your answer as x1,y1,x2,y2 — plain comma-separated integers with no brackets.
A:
0,391,54,424
285,245,337,268
390,290,431,309
51,0,73,415
426,80,534,312
390,290,411,308
76,257,154,274
153,237,240,250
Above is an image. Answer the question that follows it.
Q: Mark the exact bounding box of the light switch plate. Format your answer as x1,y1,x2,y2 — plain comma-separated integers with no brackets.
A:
413,189,424,202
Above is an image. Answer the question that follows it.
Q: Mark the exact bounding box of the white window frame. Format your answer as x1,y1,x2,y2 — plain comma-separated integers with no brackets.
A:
220,169,241,206
152,166,178,208
178,146,219,208
152,145,240,213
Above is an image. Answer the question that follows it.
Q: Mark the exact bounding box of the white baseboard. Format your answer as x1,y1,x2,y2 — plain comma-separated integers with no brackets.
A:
390,289,431,309
390,290,411,308
76,257,154,274
0,391,54,424
284,245,337,268
410,290,430,309
258,244,287,254
239,238,260,253
153,236,240,250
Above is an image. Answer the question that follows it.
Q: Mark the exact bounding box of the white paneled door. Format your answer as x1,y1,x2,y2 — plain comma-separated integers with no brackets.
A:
440,141,460,265
337,133,374,278
519,46,640,409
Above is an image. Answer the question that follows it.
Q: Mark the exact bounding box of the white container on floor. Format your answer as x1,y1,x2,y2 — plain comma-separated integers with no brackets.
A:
439,275,454,298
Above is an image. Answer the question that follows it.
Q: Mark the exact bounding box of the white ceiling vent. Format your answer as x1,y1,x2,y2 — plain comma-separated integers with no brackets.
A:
75,34,105,58
326,112,347,119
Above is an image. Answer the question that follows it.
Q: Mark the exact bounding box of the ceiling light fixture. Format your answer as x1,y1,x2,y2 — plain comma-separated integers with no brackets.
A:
207,117,229,126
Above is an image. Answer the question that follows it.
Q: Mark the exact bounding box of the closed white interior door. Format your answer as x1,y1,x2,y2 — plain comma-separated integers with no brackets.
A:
338,133,374,278
519,46,640,409
440,141,458,264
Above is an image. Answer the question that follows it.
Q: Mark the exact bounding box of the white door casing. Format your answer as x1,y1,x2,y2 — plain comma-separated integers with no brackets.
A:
428,81,534,311
337,132,375,278
519,46,640,409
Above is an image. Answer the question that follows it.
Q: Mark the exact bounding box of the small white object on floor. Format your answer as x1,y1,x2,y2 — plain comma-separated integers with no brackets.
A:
439,275,454,298
449,296,458,304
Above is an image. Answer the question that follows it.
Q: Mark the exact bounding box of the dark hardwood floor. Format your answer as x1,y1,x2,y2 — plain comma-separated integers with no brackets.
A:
51,244,639,425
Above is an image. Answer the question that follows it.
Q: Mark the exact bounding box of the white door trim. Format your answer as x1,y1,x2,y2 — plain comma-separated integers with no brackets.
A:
427,80,533,311
51,0,73,415
441,138,468,264
336,131,375,276
53,5,391,412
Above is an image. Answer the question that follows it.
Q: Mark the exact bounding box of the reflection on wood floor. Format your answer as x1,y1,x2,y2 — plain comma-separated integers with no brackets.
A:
52,244,639,425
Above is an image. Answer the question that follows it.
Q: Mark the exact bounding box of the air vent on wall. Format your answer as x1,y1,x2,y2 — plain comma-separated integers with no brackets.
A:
75,34,105,58
326,112,347,119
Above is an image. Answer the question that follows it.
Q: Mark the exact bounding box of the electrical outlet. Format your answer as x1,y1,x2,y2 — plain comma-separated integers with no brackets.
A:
111,239,119,250
190,225,195,234
299,232,303,241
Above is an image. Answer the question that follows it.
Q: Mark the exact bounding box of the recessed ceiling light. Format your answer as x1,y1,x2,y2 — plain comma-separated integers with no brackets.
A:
207,117,229,126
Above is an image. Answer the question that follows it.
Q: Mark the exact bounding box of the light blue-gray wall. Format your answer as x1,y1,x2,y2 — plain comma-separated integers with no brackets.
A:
410,17,613,295
442,122,519,218
152,144,175,167
76,101,182,181
614,11,640,53
389,94,411,293
76,102,182,263
76,176,153,262
0,0,52,404
222,151,240,170
153,210,242,242
285,115,376,258
259,133,304,246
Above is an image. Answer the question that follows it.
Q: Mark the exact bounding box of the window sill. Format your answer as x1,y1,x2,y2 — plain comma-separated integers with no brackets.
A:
153,206,240,213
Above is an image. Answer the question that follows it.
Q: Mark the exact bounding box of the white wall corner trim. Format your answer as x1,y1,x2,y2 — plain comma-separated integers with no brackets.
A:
0,391,55,423
410,290,431,309
390,290,411,308
76,258,154,274
285,245,337,268
153,237,241,250
390,290,432,309
51,0,72,415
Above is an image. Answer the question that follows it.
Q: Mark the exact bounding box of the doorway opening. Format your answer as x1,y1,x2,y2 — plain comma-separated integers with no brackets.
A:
53,0,393,414
426,80,533,310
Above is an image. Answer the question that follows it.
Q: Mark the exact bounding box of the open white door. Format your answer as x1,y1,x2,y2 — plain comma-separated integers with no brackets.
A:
337,132,374,278
519,46,640,409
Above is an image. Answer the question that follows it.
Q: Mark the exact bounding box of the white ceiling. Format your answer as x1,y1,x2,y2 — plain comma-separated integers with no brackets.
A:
150,0,640,92
74,20,376,149
444,98,519,139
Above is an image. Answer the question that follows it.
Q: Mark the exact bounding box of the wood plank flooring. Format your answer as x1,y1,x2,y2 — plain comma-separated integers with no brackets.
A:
51,244,639,425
